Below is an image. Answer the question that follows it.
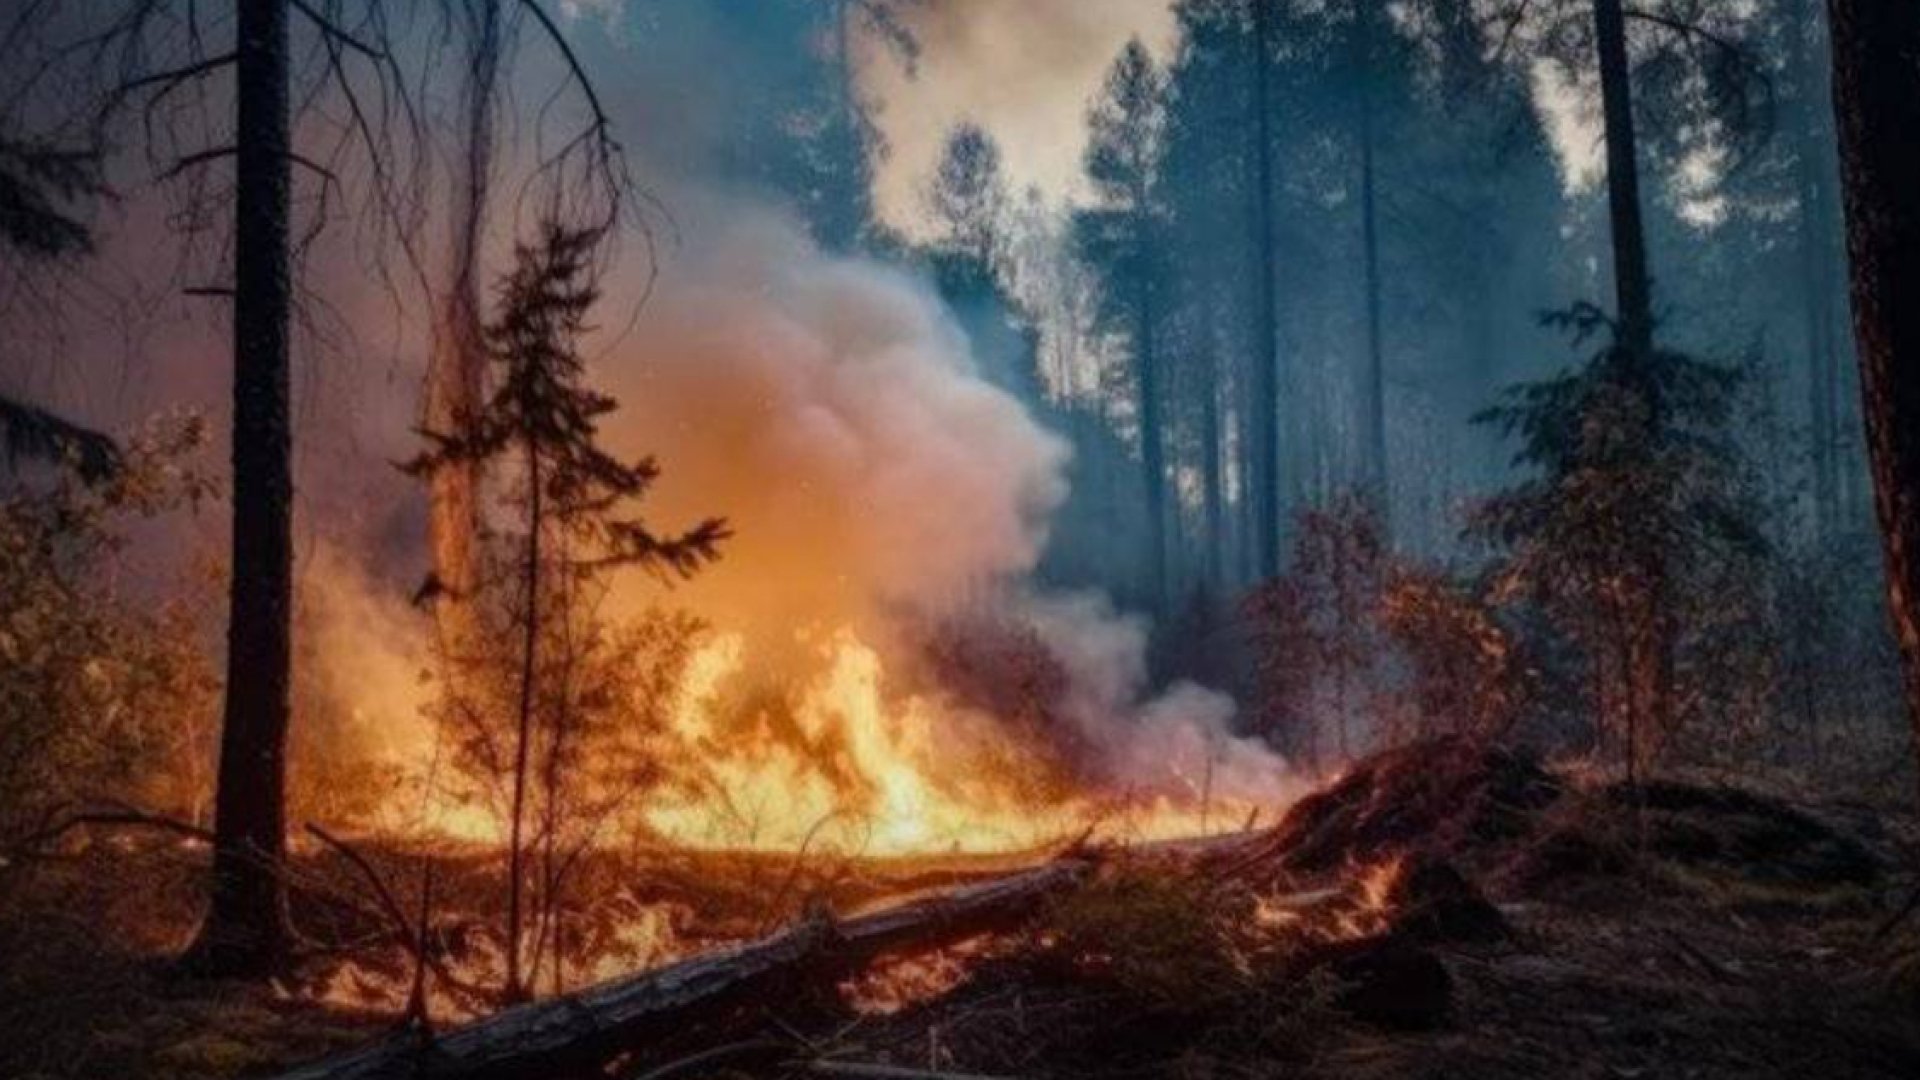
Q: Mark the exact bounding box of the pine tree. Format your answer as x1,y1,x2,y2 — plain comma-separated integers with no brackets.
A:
407,222,727,1000
1077,39,1172,611
1472,306,1766,777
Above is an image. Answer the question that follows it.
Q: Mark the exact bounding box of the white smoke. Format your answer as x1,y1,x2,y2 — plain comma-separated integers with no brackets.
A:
1018,591,1290,804
589,201,1292,802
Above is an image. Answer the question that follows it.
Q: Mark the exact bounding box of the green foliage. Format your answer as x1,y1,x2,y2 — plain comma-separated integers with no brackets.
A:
409,223,729,583
0,413,217,839
924,122,1007,270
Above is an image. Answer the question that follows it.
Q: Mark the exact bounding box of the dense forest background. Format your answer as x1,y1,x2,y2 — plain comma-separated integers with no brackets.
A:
560,0,1904,788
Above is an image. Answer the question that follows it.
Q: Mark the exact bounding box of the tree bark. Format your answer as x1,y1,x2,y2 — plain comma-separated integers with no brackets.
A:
1249,0,1282,581
506,441,544,1002
1357,4,1390,537
189,0,295,977
1792,0,1841,537
1200,340,1225,590
424,0,502,654
1591,0,1654,360
1136,247,1167,611
1827,0,1920,797
1591,0,1673,745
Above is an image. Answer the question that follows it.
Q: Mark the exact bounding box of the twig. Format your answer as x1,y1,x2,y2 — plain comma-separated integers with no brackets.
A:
305,824,417,953
304,824,500,1013
289,0,385,59
807,1062,1024,1080
7,805,212,858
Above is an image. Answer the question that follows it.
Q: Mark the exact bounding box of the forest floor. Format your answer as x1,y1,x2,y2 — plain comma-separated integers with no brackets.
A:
3,743,1919,1079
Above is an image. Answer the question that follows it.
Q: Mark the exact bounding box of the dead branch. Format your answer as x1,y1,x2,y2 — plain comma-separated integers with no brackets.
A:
807,1063,1023,1080
304,824,498,1013
289,0,386,60
6,804,212,860
304,825,420,961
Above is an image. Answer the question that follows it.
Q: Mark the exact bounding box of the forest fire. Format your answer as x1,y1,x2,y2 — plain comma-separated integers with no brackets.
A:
340,619,1264,858
7,0,1920,1075
635,628,1253,855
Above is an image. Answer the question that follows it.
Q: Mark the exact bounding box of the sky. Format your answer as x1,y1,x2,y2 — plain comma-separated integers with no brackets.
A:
851,0,1604,237
857,0,1180,236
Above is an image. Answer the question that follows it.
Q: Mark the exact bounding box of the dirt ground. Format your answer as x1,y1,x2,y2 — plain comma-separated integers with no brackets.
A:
3,744,1918,1080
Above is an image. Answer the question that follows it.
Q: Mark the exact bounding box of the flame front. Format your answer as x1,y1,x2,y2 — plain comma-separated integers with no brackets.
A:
637,628,1242,855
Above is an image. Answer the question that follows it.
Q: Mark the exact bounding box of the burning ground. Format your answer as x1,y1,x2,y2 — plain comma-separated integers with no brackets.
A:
4,737,1919,1079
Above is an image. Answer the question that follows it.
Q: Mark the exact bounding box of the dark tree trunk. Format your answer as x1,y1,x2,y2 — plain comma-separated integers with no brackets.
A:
189,0,295,976
1591,0,1672,746
1201,339,1225,589
1357,5,1389,536
1249,0,1282,581
1827,0,1920,795
425,0,502,646
1792,0,1841,536
1592,0,1654,359
1137,259,1167,610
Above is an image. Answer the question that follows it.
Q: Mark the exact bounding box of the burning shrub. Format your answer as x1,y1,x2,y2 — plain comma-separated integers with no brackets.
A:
1380,566,1532,743
1241,494,1393,771
1469,308,1769,779
0,413,217,841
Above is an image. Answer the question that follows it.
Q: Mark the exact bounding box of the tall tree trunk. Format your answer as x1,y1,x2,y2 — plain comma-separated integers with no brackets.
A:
1137,252,1167,611
1356,6,1389,537
425,0,503,648
1591,0,1672,742
1827,0,1920,796
1200,340,1225,590
1592,0,1654,359
189,0,294,976
507,442,543,1003
1249,0,1282,581
1792,0,1840,537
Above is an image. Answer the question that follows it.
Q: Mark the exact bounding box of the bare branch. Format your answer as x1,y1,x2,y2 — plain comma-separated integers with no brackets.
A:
109,50,234,108
290,0,385,60
157,144,235,182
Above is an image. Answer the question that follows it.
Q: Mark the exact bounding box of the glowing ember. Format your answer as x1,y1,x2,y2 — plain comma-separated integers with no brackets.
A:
839,935,998,1015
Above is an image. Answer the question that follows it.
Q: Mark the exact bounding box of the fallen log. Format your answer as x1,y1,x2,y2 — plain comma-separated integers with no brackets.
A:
272,859,1090,1080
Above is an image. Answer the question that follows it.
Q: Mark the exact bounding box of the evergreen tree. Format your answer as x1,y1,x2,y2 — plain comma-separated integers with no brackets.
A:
407,223,727,1000
1472,305,1767,776
1076,39,1173,610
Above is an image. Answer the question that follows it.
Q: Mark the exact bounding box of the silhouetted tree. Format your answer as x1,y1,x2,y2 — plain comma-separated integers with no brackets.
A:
407,223,727,1001
1077,40,1172,610
1827,0,1920,794
1472,306,1767,777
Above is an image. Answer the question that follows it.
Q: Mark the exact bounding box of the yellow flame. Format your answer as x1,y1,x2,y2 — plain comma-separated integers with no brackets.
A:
635,628,1247,855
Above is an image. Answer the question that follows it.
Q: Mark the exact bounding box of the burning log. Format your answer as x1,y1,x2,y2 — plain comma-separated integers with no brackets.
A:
271,859,1091,1080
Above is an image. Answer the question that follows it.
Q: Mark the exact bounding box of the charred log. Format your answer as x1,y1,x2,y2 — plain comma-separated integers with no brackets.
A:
271,860,1089,1080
